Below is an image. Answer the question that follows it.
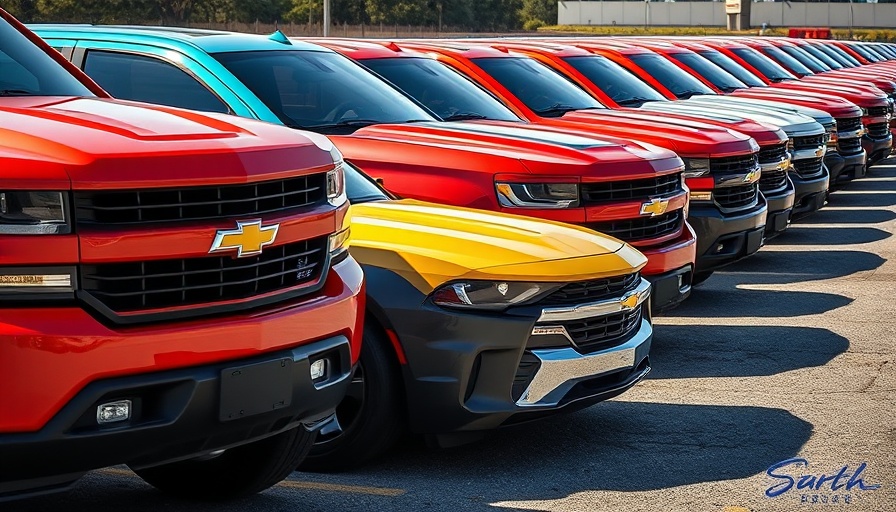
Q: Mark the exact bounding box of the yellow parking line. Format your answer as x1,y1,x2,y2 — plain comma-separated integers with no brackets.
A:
96,467,405,497
277,480,406,497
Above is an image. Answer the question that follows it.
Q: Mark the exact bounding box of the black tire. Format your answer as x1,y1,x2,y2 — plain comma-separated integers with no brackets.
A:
299,322,405,472
691,271,714,287
130,425,313,500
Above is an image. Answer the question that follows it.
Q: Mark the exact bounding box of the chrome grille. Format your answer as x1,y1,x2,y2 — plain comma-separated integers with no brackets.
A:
758,143,787,164
75,175,328,226
714,183,758,210
793,157,825,179
710,153,759,174
558,305,643,353
793,134,824,150
759,169,788,194
587,210,683,243
537,272,641,306
836,116,862,132
581,173,682,204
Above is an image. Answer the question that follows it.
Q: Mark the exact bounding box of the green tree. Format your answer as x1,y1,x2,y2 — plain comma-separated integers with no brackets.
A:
519,0,555,30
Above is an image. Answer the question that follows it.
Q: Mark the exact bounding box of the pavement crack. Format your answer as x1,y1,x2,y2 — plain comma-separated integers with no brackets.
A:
859,360,889,393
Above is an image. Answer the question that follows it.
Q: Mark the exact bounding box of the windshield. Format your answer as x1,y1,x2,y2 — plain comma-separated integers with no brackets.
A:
669,52,747,92
699,50,765,87
213,50,434,134
730,47,796,82
360,57,520,122
0,19,93,97
779,45,828,73
847,43,880,62
561,55,666,106
762,46,814,76
345,161,390,203
800,44,842,69
824,44,862,67
628,53,715,99
471,57,604,117
811,43,854,68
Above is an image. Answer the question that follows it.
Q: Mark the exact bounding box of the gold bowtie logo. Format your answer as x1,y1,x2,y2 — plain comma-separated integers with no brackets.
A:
640,198,670,217
210,220,279,258
621,292,642,310
743,168,761,183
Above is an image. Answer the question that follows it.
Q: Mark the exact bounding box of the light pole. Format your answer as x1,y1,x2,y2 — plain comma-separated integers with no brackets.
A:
323,0,330,37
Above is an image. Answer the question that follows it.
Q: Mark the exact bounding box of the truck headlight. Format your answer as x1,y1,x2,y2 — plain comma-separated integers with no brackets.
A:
681,158,711,178
431,281,560,310
496,182,579,208
0,191,69,234
328,227,350,262
0,266,76,301
327,162,347,207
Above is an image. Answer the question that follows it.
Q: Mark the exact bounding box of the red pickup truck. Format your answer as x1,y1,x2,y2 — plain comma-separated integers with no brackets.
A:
0,10,364,501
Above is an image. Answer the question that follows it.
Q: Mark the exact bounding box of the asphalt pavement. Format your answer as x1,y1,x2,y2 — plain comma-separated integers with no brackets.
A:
7,159,896,512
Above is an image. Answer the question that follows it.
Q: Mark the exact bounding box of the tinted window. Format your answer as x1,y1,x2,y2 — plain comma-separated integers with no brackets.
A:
214,50,434,134
825,44,861,67
345,162,389,203
669,52,747,92
360,57,519,122
811,43,854,68
562,55,666,106
762,46,813,76
779,45,828,73
471,57,604,116
699,50,765,87
628,53,714,99
731,47,796,83
847,43,880,62
83,51,228,113
800,44,842,69
0,20,92,97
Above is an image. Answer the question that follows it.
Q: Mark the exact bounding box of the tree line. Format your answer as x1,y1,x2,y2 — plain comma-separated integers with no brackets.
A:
2,1,559,31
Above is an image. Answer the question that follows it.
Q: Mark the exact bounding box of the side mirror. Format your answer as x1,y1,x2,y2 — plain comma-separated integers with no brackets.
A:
374,177,384,186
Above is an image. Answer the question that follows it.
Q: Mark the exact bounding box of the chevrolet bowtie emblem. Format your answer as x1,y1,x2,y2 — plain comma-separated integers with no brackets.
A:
743,168,762,183
210,220,279,258
640,198,670,217
620,292,642,310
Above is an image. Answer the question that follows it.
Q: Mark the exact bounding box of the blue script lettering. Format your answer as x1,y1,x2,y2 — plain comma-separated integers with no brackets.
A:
766,458,881,498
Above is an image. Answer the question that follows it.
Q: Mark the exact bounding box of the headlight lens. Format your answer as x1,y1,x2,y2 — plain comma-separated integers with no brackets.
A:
0,191,68,234
328,227,350,260
681,158,711,178
431,281,558,310
327,162,347,207
496,182,579,208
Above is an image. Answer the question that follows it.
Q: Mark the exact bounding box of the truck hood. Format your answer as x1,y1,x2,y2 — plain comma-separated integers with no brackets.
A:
336,120,683,180
730,88,863,119
631,103,787,145
0,96,336,190
349,198,645,293
768,81,888,107
559,109,758,158
658,97,826,137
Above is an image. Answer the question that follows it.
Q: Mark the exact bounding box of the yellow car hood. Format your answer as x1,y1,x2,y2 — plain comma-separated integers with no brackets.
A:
349,199,647,294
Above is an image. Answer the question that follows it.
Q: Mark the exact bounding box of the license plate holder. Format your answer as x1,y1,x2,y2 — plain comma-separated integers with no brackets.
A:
220,357,293,422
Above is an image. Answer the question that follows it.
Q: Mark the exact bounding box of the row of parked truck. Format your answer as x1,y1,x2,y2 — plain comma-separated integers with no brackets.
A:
1,6,893,501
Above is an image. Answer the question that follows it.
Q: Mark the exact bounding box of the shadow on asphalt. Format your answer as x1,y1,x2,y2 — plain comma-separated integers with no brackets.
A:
670,286,852,317
797,208,896,225
823,191,896,208
710,249,885,285
647,325,849,379
769,226,891,245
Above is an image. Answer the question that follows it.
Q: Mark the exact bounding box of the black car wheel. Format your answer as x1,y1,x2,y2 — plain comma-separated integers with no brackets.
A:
130,425,314,500
299,322,405,472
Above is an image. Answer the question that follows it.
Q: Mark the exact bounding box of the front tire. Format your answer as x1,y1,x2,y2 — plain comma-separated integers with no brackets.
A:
130,425,313,500
299,322,405,472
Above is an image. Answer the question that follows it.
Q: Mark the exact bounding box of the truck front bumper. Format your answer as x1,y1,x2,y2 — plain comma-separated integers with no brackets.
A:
688,195,768,274
864,132,893,164
825,148,868,185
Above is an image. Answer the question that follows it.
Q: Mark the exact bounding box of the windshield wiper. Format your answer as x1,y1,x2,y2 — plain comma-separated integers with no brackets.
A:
442,112,488,121
615,97,659,107
533,103,581,117
0,89,36,96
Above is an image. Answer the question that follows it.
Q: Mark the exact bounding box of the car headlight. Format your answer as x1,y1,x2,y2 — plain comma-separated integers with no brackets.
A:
681,158,711,178
328,227,350,262
0,191,69,234
327,161,347,207
431,281,560,310
496,182,579,208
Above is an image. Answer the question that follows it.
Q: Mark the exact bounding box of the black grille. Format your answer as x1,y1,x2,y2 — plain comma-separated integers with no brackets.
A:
75,175,328,226
587,210,683,243
80,237,327,315
793,157,825,179
836,116,862,132
837,136,863,154
538,272,640,306
581,173,682,204
868,106,889,117
758,143,787,164
710,153,759,174
557,305,643,353
511,353,541,402
868,122,890,139
714,183,758,210
759,169,788,193
793,134,824,150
